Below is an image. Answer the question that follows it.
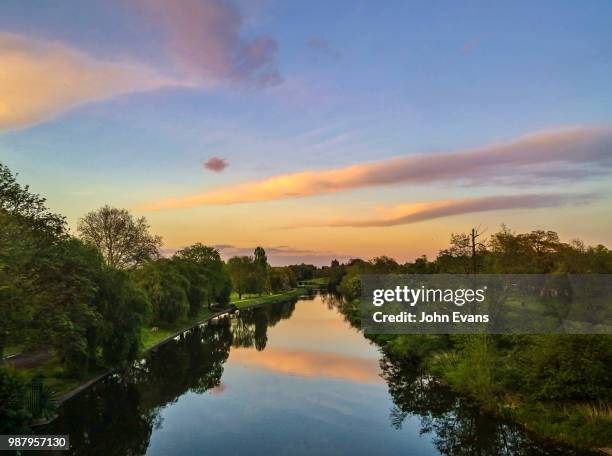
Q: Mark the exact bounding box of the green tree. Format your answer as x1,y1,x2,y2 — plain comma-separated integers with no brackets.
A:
174,244,231,309
0,162,66,237
93,268,150,365
253,246,269,294
269,266,297,292
172,259,209,316
0,162,67,357
35,239,102,376
227,256,254,299
133,260,189,324
77,206,162,269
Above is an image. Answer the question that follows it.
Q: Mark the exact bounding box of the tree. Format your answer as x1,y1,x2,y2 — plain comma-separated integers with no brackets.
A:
253,246,269,294
93,268,150,365
33,239,102,376
254,246,268,266
0,162,66,237
172,259,209,316
1,163,68,358
132,260,189,324
269,267,297,293
227,256,254,299
288,263,317,281
174,244,231,309
77,206,162,269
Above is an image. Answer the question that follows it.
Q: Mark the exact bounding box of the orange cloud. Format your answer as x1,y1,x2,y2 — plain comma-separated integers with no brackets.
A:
320,193,596,228
141,126,612,210
230,347,382,384
0,32,181,130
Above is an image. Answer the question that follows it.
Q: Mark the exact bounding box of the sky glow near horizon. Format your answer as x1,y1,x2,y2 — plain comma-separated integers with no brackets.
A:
1,0,612,265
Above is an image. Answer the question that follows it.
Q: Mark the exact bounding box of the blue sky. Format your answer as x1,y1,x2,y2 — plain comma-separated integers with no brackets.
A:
1,0,611,264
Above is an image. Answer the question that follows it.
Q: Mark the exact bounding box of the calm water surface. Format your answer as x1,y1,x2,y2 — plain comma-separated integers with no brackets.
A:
40,293,595,455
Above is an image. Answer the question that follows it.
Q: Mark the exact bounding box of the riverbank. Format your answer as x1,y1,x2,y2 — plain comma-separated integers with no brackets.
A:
141,288,305,352
14,288,305,405
337,297,612,452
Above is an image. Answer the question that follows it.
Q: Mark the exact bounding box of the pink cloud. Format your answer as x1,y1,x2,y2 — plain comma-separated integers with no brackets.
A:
230,347,382,384
320,193,596,228
203,156,229,172
140,126,612,210
140,0,282,88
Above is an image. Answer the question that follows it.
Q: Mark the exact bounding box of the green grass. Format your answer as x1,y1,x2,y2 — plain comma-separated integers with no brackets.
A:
3,344,21,358
232,288,305,309
18,354,106,397
141,306,213,350
299,277,328,286
505,400,612,449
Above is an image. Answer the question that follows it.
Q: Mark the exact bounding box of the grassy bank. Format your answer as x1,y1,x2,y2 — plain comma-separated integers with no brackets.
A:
16,288,305,399
299,277,329,287
232,288,305,309
142,288,305,349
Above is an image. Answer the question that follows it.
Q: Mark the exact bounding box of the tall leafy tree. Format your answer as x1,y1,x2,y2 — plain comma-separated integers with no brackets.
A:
174,244,231,308
93,268,150,365
227,256,254,299
0,162,67,358
0,162,66,237
253,246,269,294
133,260,189,324
77,206,162,269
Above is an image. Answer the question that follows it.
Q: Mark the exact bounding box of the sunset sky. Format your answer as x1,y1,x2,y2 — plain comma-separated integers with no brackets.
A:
1,0,611,265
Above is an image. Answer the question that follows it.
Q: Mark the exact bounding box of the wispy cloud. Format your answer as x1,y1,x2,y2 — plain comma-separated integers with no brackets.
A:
203,156,229,172
0,32,181,131
140,0,282,88
311,193,596,228
141,126,612,210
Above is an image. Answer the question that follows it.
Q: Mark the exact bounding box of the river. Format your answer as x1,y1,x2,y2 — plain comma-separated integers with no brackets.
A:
38,292,596,455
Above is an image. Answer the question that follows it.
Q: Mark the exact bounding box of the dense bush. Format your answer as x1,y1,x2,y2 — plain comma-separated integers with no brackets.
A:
174,243,232,309
133,260,190,325
0,367,30,433
518,335,612,401
269,266,297,293
172,259,210,316
94,268,151,365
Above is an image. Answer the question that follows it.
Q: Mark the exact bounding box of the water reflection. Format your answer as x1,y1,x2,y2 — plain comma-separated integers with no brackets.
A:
38,295,596,455
43,300,296,455
379,354,593,455
230,347,382,384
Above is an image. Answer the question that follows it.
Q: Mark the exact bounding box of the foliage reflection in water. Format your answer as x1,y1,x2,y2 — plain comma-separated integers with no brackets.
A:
38,294,596,455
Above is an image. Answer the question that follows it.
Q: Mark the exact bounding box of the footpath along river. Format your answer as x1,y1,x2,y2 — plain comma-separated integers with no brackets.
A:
36,292,597,455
